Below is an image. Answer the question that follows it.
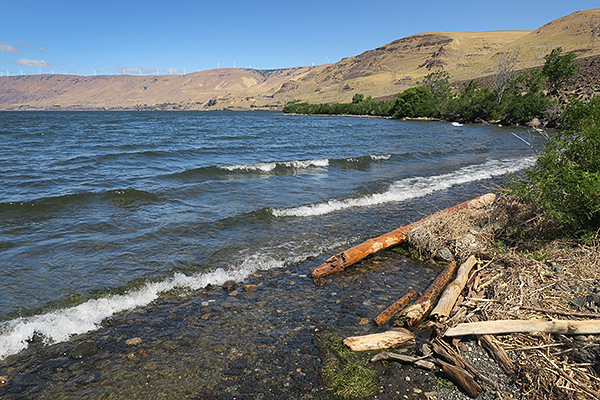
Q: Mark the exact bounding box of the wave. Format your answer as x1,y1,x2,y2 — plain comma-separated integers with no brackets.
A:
0,188,160,217
166,154,393,181
272,156,535,217
0,253,287,360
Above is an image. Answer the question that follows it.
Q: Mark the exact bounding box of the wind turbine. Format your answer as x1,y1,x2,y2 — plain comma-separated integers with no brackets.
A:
156,68,159,76
93,69,97,76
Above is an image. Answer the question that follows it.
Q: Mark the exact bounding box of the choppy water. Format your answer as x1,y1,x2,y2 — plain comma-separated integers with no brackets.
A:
0,111,546,398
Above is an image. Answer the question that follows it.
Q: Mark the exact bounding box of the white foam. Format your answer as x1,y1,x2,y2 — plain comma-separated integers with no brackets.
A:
0,255,285,360
272,156,535,217
221,158,329,172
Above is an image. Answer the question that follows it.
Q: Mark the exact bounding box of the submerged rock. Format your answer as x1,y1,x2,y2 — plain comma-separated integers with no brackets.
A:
222,280,237,291
69,340,97,359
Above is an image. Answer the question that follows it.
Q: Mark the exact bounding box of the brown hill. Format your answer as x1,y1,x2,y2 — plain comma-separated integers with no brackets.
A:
0,8,598,110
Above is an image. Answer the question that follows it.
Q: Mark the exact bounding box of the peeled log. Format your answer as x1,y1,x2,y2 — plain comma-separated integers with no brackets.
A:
445,319,600,337
374,290,419,326
394,261,458,329
442,364,482,398
310,193,496,278
343,329,415,351
430,255,477,321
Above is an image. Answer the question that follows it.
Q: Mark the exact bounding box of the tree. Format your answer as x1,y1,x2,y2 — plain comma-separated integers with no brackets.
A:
542,47,579,94
509,97,600,234
352,93,365,103
422,71,450,97
492,50,520,102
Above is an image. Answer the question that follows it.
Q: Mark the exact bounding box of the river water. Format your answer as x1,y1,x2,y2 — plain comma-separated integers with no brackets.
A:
0,111,546,398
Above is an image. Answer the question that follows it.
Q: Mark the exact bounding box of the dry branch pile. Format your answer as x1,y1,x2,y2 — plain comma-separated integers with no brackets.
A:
322,194,600,399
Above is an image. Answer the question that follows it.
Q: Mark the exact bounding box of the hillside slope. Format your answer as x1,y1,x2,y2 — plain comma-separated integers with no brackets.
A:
0,8,598,110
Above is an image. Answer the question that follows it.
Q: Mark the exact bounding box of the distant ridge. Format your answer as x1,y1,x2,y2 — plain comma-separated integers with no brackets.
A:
1,8,599,111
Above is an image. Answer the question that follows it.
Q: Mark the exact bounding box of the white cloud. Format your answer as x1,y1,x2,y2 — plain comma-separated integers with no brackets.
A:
79,47,87,51
0,44,22,54
121,67,141,75
39,46,48,53
141,66,159,75
14,58,50,68
164,67,183,74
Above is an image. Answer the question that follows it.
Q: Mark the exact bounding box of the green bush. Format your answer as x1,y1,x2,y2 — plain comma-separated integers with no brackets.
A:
392,85,439,118
509,97,600,235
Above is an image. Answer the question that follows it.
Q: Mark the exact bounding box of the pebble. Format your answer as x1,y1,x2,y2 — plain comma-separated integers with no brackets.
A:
0,376,8,387
126,337,143,346
243,284,257,292
222,280,236,291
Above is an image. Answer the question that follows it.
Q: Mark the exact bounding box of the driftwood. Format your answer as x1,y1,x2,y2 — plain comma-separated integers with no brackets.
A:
374,290,418,326
430,255,477,321
343,329,415,351
370,351,436,370
394,261,459,329
479,334,514,376
442,363,483,398
310,193,496,278
432,339,495,387
445,319,600,337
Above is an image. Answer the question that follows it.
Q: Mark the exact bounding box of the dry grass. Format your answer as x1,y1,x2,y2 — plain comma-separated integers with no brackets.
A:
407,195,600,399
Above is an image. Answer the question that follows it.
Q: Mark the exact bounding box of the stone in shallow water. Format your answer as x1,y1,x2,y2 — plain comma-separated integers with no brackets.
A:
69,340,97,359
434,248,454,263
222,280,237,291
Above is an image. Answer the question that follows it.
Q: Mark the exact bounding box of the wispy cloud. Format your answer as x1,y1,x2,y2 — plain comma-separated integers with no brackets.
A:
121,67,141,75
164,67,183,74
14,58,50,68
79,47,87,51
0,44,23,54
39,46,48,53
141,66,159,75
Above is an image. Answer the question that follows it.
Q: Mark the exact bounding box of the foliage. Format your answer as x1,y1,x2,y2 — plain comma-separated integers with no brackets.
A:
315,331,379,399
542,47,579,94
392,85,439,118
283,97,395,117
422,71,451,97
508,97,600,235
352,93,365,104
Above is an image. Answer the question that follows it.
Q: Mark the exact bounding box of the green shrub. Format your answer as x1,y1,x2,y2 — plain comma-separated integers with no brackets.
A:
509,97,600,235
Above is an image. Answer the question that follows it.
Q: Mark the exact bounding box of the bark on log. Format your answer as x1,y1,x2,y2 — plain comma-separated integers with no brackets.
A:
479,334,515,376
432,338,495,387
394,261,459,329
442,363,483,398
445,319,600,337
430,255,477,321
370,351,436,370
310,193,496,278
374,290,419,326
343,329,415,351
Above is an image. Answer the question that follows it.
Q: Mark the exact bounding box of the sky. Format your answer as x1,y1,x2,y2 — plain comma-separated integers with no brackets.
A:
1,1,599,77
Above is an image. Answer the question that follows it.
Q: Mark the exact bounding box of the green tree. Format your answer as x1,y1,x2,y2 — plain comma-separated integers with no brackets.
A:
422,71,451,97
509,97,600,234
542,47,579,94
352,93,365,103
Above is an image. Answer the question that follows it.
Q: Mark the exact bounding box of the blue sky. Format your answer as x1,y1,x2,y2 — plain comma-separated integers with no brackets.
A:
1,1,598,76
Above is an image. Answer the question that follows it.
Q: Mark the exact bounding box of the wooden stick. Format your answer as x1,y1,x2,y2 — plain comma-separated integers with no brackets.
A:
395,261,458,329
442,363,483,398
479,334,515,376
445,319,600,337
374,290,419,326
432,338,496,387
465,298,600,319
430,255,477,321
343,329,415,351
310,193,496,278
370,351,436,370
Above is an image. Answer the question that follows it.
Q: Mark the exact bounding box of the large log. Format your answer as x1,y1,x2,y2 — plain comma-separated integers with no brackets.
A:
310,193,496,278
430,255,477,321
445,319,600,337
374,290,418,326
343,329,415,351
394,261,459,329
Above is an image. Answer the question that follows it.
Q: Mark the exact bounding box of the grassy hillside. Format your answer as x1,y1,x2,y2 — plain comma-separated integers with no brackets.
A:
0,8,598,111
